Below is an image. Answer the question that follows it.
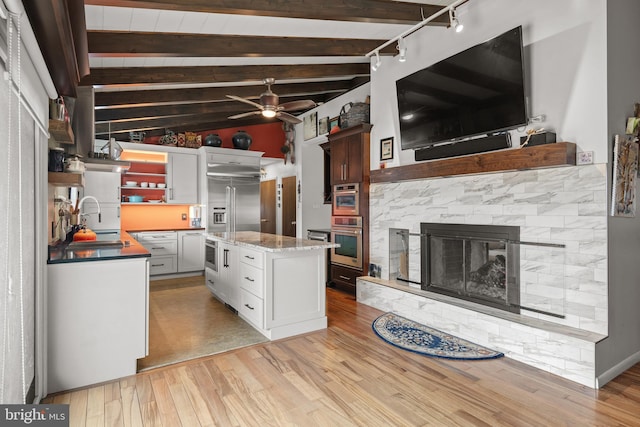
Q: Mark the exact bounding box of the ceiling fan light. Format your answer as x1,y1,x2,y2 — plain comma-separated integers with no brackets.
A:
262,109,277,118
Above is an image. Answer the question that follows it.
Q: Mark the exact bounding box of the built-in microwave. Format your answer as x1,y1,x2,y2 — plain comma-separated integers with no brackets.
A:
333,183,359,216
330,216,363,270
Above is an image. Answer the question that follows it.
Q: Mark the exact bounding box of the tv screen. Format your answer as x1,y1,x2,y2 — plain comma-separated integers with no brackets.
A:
396,26,527,150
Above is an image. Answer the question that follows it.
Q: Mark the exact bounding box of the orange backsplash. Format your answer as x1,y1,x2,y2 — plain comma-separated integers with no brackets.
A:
121,204,193,231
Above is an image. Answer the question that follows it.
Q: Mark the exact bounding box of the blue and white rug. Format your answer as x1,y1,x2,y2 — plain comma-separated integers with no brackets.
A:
372,312,504,360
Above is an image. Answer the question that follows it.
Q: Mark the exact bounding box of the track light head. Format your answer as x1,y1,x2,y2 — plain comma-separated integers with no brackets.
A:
397,38,407,63
449,8,463,33
371,51,382,71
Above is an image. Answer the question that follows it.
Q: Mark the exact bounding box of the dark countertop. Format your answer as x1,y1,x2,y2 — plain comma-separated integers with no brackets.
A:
47,231,150,264
127,227,205,233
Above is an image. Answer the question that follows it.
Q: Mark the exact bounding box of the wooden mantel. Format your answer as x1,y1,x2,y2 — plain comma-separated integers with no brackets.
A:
370,142,577,183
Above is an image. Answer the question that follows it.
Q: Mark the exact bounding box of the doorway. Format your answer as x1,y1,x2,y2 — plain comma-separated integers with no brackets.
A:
282,176,296,237
260,179,276,234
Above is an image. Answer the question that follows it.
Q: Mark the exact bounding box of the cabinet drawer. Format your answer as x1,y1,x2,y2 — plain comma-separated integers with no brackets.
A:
239,288,263,329
239,263,263,298
331,264,361,286
137,231,177,241
239,247,263,269
144,240,177,256
149,255,177,275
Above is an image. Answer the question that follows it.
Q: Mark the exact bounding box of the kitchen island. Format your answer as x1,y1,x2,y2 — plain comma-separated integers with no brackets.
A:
46,232,150,394
205,231,338,340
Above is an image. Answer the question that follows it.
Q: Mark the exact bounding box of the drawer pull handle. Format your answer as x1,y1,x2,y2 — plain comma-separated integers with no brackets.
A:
151,247,166,250
152,263,165,267
244,255,255,260
339,275,350,280
244,276,255,282
207,279,214,284
244,303,255,310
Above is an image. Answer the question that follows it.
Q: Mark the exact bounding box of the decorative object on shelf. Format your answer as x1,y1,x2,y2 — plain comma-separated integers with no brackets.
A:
380,137,394,161
159,130,177,146
177,133,186,147
303,111,317,140
48,147,66,172
318,116,329,135
338,100,370,129
185,131,201,148
611,134,638,217
372,312,504,360
232,130,253,150
204,133,222,147
329,116,340,134
129,131,145,143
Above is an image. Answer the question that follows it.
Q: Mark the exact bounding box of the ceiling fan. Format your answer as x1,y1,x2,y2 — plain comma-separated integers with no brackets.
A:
226,78,316,124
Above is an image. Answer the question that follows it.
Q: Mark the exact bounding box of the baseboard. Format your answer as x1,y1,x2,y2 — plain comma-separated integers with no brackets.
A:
596,350,640,388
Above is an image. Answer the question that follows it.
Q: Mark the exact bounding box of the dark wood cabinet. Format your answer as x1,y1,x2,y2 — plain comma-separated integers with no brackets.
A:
329,124,372,185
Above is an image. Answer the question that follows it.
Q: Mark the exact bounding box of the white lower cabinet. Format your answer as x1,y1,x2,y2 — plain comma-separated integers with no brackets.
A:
47,257,149,394
136,231,178,275
205,266,222,300
218,242,239,309
239,288,264,328
178,230,205,272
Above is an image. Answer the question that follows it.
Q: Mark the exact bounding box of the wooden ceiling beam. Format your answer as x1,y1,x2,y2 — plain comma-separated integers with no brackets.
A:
95,94,333,122
87,31,398,57
84,0,449,25
81,63,370,86
95,79,364,106
95,111,278,134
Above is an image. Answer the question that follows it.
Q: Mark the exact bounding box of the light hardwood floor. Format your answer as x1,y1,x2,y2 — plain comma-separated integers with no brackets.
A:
45,288,640,426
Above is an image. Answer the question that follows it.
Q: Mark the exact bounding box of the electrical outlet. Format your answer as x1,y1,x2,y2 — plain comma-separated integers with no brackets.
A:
181,213,187,220
577,151,594,165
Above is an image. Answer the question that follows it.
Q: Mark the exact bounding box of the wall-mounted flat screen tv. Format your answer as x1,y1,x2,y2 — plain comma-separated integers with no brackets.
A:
396,26,527,151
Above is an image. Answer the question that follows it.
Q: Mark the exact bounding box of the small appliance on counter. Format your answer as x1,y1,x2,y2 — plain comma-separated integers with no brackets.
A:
189,205,202,228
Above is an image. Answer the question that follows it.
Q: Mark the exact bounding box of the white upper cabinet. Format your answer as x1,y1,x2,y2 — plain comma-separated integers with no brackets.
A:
167,152,198,204
83,170,121,203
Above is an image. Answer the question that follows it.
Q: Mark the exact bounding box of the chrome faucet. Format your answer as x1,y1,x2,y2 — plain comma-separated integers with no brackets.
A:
77,196,102,224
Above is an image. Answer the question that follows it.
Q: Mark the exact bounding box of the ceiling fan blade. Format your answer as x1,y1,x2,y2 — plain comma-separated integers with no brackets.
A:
228,111,262,119
226,94,264,110
277,111,302,124
279,100,316,111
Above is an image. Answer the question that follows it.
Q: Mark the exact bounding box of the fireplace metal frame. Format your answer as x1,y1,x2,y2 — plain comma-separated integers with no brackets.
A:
420,223,521,314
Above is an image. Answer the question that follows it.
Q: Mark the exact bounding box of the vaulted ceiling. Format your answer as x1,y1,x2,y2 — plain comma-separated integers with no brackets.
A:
24,0,457,140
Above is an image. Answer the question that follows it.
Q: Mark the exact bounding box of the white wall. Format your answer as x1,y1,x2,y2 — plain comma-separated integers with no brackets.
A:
369,0,608,169
295,84,371,237
596,0,640,380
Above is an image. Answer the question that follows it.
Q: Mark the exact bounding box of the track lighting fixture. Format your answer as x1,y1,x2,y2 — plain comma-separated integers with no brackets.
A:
371,51,382,72
397,38,407,63
449,8,464,33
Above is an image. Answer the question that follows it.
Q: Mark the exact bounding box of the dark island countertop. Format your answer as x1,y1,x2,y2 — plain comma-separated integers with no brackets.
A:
48,231,150,264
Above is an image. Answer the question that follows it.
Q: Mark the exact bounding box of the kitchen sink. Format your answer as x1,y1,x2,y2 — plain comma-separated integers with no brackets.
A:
66,240,124,250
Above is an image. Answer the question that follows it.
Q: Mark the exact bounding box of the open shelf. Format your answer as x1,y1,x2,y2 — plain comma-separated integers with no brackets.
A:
120,186,166,190
371,142,577,184
123,172,166,177
48,172,83,187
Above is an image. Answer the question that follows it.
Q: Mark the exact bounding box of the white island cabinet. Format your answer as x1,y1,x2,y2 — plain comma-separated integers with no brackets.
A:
47,256,149,394
206,231,339,340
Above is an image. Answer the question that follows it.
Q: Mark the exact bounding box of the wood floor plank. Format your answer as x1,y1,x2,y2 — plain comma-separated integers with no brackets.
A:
85,386,105,427
42,286,640,427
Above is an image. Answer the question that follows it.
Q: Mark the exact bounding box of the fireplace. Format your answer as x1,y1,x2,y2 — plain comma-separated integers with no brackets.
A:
420,223,520,313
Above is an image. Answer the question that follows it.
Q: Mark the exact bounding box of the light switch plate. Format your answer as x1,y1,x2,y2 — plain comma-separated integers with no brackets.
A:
181,213,187,220
577,151,594,165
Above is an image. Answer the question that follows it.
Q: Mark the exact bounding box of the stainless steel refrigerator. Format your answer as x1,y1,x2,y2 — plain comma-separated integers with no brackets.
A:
206,161,260,233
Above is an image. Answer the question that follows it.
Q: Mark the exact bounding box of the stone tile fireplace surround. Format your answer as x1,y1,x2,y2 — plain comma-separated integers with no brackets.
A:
360,164,608,387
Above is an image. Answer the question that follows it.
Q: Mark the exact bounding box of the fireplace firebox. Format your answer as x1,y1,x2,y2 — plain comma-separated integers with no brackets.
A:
420,223,520,313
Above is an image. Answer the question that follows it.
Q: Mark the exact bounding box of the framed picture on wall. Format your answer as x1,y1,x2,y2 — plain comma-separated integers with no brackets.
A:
329,116,339,131
380,137,394,161
318,117,329,135
303,112,318,140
